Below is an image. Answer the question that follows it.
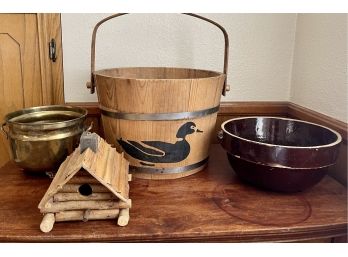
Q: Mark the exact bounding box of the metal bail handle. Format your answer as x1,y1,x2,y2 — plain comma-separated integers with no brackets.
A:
87,13,230,95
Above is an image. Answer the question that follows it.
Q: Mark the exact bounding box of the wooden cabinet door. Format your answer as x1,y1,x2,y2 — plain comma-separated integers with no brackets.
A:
0,14,64,167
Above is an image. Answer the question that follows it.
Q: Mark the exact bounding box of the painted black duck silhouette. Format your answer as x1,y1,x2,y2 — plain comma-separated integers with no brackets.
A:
117,122,203,165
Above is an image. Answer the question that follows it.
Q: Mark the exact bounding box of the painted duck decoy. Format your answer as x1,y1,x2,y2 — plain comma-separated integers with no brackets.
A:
117,122,203,165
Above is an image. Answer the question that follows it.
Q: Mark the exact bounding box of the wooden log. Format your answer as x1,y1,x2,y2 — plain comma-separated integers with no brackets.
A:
117,208,130,227
55,209,120,222
60,183,109,193
40,213,55,233
117,181,130,227
41,199,131,213
53,192,116,202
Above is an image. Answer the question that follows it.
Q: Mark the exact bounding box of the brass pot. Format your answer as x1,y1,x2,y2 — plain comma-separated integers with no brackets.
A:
1,105,88,173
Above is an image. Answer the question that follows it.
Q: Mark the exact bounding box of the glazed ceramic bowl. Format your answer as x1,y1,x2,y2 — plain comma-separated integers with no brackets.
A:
220,117,342,192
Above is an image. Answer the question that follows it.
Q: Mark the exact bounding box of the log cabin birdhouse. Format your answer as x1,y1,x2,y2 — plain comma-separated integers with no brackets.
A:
38,132,131,233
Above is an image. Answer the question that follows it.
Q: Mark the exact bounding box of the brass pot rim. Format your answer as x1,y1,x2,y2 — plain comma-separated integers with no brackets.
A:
4,105,88,130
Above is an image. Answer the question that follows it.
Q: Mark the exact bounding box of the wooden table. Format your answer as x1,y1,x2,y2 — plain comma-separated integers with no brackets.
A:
0,145,347,242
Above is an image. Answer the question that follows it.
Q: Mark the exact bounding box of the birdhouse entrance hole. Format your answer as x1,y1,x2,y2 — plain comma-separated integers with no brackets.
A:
78,184,93,196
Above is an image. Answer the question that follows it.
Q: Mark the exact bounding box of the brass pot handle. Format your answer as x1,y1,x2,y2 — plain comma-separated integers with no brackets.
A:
84,122,93,132
87,13,229,96
1,122,9,139
217,130,224,142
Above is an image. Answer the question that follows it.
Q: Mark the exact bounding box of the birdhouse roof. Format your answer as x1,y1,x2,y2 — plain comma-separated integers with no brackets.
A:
38,135,129,210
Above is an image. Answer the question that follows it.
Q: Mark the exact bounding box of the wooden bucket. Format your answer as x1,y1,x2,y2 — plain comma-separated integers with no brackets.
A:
87,13,229,179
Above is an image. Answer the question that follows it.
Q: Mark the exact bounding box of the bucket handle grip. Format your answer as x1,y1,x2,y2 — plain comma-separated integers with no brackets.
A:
87,13,229,96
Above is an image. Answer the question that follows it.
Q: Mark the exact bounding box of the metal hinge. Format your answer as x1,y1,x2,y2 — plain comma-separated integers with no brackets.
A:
49,38,56,62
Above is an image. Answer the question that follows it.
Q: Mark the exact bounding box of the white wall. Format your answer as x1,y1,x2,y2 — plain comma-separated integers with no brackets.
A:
290,14,348,122
61,14,297,102
61,13,347,123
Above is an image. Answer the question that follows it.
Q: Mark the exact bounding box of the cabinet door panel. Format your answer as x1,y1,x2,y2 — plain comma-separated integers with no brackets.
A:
0,14,63,168
0,33,25,165
22,15,43,107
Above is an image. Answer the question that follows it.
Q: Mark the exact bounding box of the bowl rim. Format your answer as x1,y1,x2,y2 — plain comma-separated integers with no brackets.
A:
4,105,88,130
221,116,342,149
94,67,225,81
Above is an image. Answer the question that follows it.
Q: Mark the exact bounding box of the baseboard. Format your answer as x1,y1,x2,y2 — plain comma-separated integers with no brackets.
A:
67,101,347,185
284,103,347,186
287,102,347,142
69,101,347,141
219,101,288,116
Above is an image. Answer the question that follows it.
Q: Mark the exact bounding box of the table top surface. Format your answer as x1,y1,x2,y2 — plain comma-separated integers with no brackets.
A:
0,145,347,242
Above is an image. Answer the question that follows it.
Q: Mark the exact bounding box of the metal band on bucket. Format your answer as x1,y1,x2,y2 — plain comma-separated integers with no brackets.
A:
129,158,208,174
100,106,219,121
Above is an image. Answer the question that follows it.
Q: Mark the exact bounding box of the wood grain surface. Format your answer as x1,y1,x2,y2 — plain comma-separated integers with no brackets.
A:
0,14,42,167
95,67,225,179
0,14,64,168
67,101,348,186
95,67,225,113
37,14,65,105
0,145,346,242
38,136,130,210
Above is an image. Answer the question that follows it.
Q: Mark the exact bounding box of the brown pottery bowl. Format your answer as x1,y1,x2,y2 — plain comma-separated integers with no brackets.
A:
220,117,342,192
